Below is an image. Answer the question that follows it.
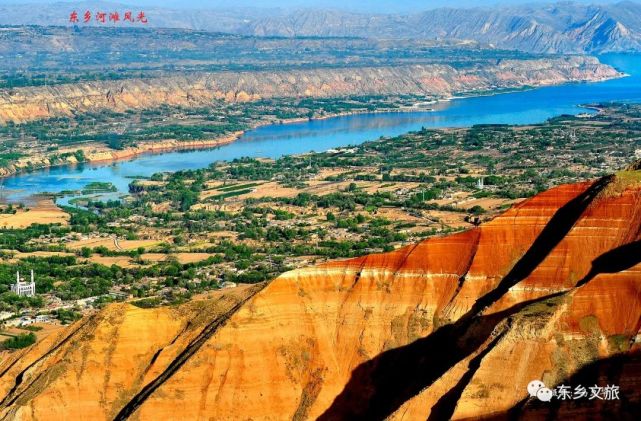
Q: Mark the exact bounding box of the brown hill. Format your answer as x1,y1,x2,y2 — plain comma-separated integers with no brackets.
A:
0,56,620,124
0,168,640,420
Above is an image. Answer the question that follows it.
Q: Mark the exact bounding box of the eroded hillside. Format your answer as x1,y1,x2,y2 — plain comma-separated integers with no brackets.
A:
0,166,640,420
0,56,620,124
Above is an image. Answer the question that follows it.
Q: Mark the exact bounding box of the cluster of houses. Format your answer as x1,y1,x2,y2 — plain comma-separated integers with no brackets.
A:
1,271,50,327
3,314,51,327
2,270,237,328
2,271,73,327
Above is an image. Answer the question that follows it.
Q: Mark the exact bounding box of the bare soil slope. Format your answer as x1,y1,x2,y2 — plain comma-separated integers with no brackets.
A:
1,168,640,420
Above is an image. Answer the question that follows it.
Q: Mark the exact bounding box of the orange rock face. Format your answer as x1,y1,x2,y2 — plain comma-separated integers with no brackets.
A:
0,56,621,124
0,171,640,420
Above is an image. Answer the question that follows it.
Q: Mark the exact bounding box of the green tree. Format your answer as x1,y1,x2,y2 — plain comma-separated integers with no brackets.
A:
3,332,36,349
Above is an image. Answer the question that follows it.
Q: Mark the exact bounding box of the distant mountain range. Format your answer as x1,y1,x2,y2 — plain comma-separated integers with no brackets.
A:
245,1,641,53
2,1,641,53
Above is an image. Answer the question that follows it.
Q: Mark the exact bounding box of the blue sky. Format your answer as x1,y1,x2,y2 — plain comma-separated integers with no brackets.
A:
0,0,625,13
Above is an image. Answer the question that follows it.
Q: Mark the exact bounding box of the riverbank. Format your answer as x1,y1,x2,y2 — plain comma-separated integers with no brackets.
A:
0,81,621,181
0,54,628,182
1,52,638,203
0,137,243,179
0,104,438,180
0,55,619,125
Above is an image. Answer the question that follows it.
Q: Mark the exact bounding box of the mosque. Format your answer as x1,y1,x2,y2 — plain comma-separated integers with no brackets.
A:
10,270,36,296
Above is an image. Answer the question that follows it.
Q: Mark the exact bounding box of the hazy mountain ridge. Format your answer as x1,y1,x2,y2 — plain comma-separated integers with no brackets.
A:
243,2,641,53
0,25,534,76
1,1,641,53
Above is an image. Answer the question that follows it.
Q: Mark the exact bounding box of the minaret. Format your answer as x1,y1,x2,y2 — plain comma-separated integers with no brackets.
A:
30,269,35,296
11,271,20,295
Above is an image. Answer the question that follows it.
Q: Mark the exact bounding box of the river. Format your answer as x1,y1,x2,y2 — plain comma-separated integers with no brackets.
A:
2,53,641,205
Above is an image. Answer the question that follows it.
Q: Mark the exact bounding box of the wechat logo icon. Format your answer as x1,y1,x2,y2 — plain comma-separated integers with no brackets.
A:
527,380,545,397
527,380,553,402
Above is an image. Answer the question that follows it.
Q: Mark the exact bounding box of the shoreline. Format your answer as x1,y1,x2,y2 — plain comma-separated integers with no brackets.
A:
0,70,628,183
0,106,435,181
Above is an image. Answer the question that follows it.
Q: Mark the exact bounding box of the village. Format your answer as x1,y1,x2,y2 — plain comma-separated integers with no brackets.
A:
0,104,639,351
0,270,95,327
0,266,244,349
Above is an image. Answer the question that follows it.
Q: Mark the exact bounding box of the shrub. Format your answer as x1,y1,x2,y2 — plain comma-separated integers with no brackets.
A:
3,332,36,349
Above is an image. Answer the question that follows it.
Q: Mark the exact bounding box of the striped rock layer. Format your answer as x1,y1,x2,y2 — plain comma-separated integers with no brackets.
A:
0,169,640,420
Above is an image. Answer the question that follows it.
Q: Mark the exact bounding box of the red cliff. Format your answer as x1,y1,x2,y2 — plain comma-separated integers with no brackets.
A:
0,168,640,420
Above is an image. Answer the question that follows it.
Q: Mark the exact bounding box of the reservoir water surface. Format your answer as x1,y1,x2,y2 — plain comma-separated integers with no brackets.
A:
3,53,641,203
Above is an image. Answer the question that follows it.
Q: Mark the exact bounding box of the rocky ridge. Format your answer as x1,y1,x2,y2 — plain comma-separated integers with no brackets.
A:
0,56,620,124
242,2,641,54
0,166,640,419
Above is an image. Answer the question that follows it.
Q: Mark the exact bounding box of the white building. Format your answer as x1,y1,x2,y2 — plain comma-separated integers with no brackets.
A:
10,270,36,297
5,316,35,327
35,315,50,323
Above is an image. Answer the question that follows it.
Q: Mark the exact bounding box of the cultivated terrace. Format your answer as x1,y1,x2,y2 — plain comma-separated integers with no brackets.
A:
0,103,638,316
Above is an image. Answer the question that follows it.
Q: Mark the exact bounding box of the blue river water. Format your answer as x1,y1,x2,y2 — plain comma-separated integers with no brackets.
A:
2,53,641,204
